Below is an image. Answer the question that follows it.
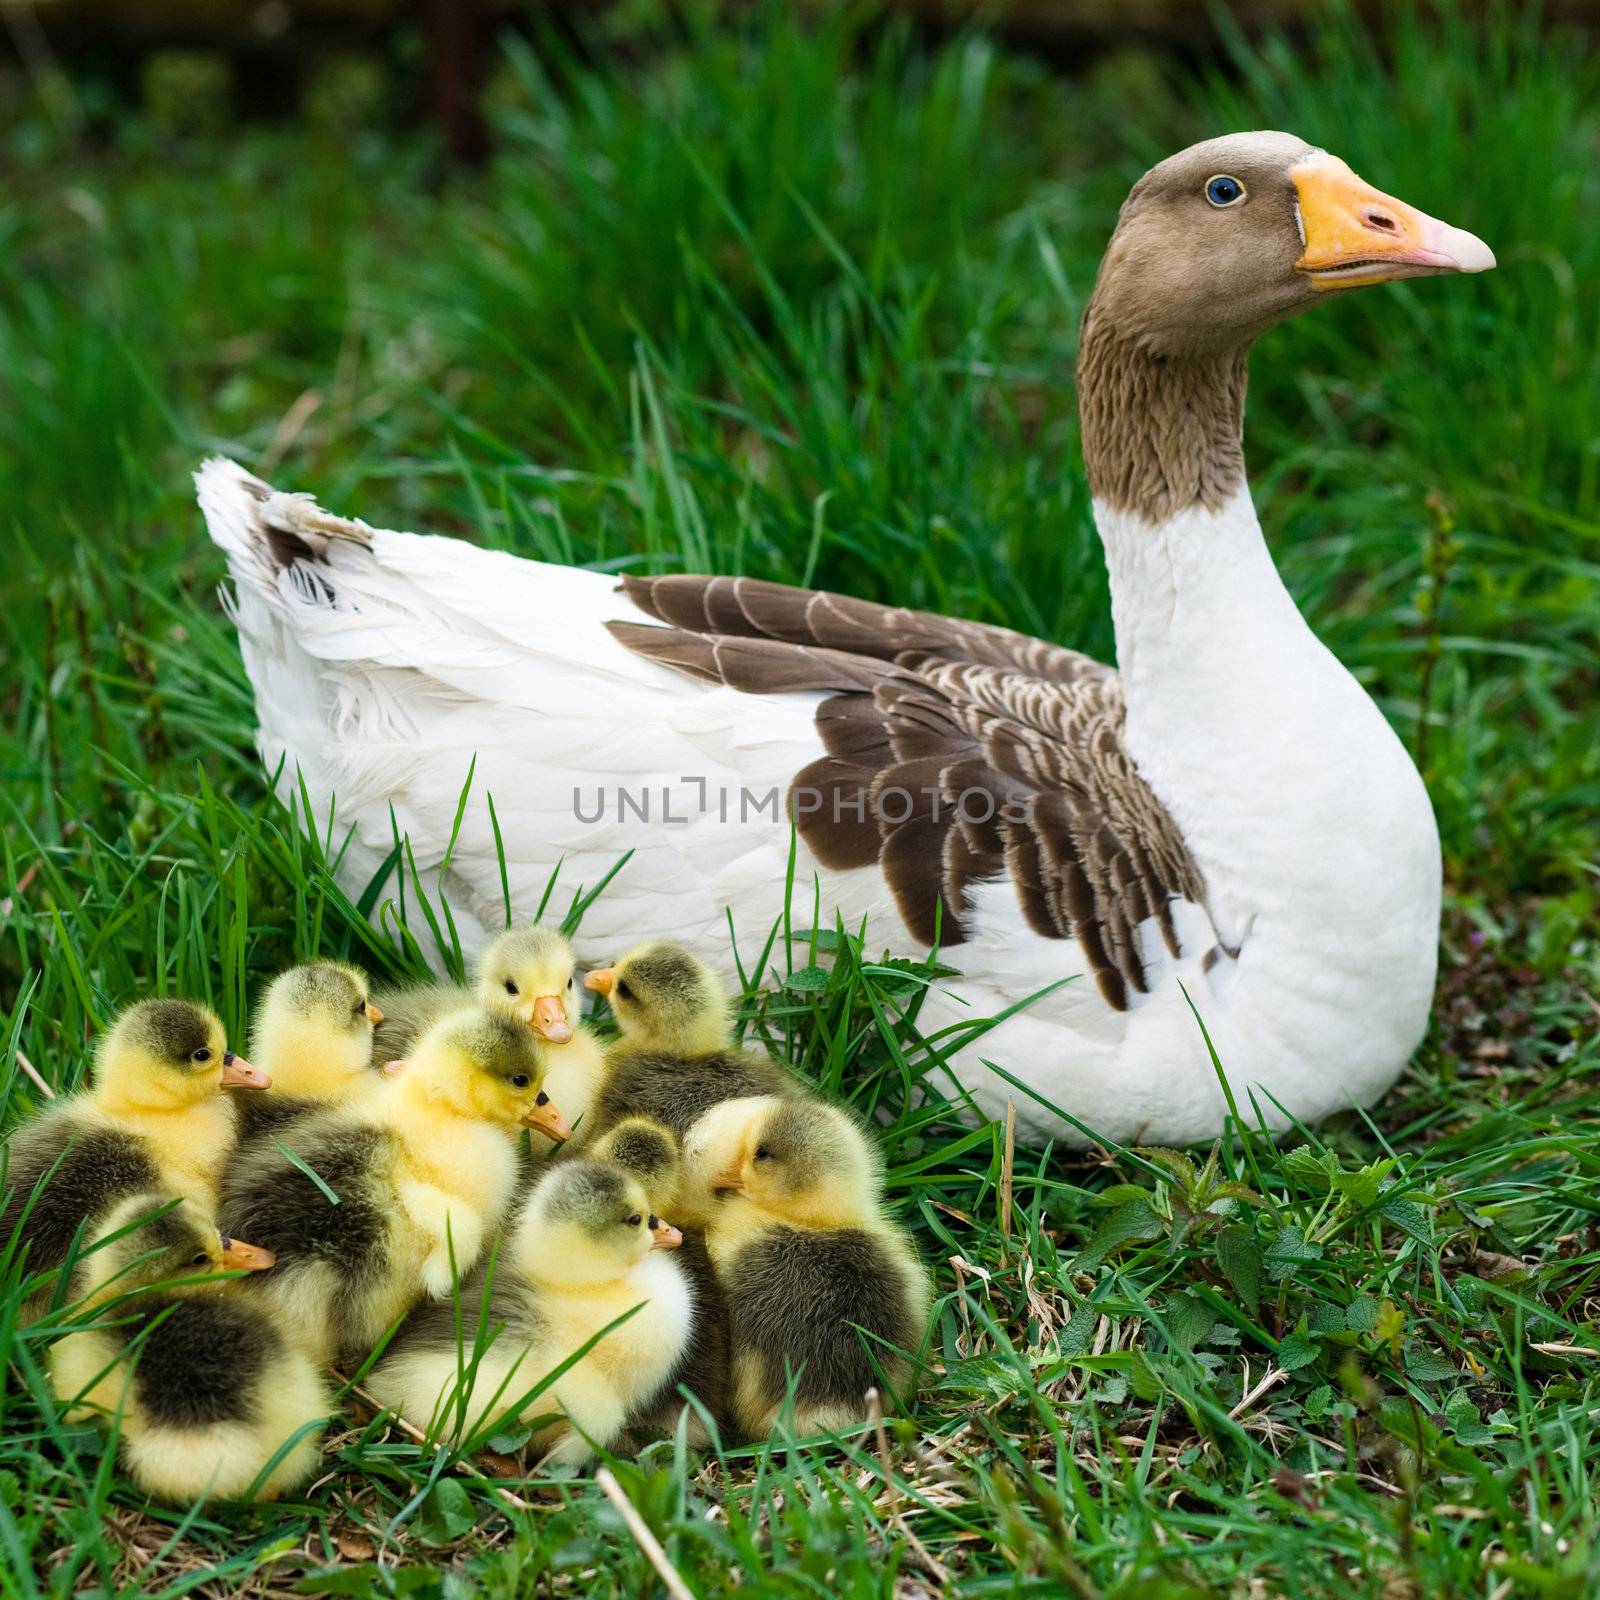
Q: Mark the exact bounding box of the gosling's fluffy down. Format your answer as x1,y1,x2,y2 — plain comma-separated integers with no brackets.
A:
49,1193,325,1503
234,962,384,1144
218,1006,564,1365
373,926,605,1145
582,942,795,1146
588,1118,732,1439
1,999,263,1317
687,1095,931,1439
369,1160,692,1470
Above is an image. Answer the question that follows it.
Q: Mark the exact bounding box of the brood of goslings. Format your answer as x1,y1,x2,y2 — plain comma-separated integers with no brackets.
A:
1,998,266,1316
581,942,794,1147
368,1159,692,1469
48,1193,325,1503
589,1116,732,1438
236,962,385,1143
373,925,606,1144
218,1006,569,1364
686,1095,930,1439
201,134,1495,1146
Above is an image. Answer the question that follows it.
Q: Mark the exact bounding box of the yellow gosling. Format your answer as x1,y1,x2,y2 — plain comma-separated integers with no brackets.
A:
369,1159,693,1471
1,998,265,1318
374,926,606,1146
218,1006,568,1366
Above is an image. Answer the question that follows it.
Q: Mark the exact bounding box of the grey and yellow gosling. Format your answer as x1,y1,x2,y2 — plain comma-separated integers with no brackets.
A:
686,1094,931,1440
589,1117,732,1440
580,942,796,1146
48,1191,325,1503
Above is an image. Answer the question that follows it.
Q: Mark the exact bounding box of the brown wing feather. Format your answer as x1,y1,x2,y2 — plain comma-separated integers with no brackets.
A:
609,576,1210,1006
621,574,1102,683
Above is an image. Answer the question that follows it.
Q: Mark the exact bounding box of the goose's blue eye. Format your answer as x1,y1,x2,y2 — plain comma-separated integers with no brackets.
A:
1205,175,1245,208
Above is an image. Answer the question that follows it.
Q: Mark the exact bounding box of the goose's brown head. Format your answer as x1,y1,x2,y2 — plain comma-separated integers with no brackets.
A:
1089,131,1494,360
1080,132,1493,522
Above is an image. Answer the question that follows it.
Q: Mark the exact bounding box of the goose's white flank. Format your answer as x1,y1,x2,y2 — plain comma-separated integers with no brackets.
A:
199,132,1494,1146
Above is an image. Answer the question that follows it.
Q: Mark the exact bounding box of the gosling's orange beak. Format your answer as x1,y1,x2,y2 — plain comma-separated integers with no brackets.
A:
711,1161,745,1195
583,968,615,997
219,1052,270,1091
381,1058,405,1077
531,995,573,1044
649,1217,683,1250
1293,154,1495,290
219,1236,276,1272
366,1002,385,1026
521,1091,572,1142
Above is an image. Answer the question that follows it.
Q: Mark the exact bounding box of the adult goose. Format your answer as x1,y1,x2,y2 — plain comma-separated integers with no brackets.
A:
199,133,1493,1147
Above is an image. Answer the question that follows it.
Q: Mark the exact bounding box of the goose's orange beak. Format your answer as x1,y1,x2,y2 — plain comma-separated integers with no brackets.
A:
381,1058,405,1077
583,968,615,997
649,1217,683,1250
531,995,573,1043
521,1091,572,1142
710,1161,745,1195
1293,155,1494,289
366,1002,385,1026
219,1236,275,1272
220,1052,270,1090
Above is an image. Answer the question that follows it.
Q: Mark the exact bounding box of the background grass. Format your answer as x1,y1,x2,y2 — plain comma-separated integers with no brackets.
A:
2,3,1598,1595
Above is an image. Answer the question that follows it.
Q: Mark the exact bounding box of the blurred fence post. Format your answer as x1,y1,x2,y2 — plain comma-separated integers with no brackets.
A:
425,0,486,162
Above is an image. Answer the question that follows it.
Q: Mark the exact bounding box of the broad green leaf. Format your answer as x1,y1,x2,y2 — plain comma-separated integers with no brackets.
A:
1345,1294,1379,1332
1444,1389,1497,1446
1137,1147,1200,1192
1071,1197,1163,1271
1381,1196,1433,1243
1127,1350,1165,1400
416,1478,476,1544
1264,1224,1323,1282
1281,1145,1339,1192
484,1423,532,1455
1332,1157,1395,1211
1165,1291,1216,1351
1277,1320,1319,1371
1059,1300,1098,1359
1405,1346,1457,1383
1217,1225,1263,1314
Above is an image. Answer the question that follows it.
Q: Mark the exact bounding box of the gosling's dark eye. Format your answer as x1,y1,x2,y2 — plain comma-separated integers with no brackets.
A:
616,981,633,1002
625,1213,642,1228
510,1073,531,1089
191,1048,211,1064
190,1251,210,1267
504,979,519,996
754,1146,771,1162
1204,174,1246,208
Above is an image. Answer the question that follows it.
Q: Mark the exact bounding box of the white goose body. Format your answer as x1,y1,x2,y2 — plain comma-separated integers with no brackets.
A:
198,132,1490,1146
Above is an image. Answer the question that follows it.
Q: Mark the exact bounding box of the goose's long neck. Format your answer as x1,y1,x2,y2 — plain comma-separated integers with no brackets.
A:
1076,315,1311,735
1077,316,1440,1018
1077,318,1250,527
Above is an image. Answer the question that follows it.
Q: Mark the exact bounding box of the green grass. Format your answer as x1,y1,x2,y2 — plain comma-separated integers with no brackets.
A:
2,3,1599,1595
